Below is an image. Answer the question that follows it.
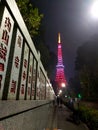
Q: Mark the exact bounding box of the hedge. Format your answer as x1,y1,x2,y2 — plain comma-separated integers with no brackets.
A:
79,105,98,130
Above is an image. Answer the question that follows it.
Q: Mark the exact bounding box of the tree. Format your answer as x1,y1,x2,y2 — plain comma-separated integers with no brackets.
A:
48,51,57,78
16,0,43,37
75,39,98,99
16,0,56,80
68,76,81,98
32,17,57,79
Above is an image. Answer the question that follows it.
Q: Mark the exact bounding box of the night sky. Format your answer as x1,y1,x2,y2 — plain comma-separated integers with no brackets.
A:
32,0,98,81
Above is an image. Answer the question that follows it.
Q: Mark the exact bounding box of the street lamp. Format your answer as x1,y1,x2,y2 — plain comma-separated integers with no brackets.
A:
90,0,98,19
61,82,66,88
59,89,62,95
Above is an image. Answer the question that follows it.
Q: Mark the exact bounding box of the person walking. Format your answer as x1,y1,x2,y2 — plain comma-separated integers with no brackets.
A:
72,98,80,124
57,96,60,106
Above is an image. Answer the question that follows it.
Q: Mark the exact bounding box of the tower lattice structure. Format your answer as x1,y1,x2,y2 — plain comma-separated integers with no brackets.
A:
55,33,66,88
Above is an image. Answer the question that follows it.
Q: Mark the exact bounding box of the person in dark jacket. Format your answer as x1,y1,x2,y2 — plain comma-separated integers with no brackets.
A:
57,96,60,106
72,98,80,124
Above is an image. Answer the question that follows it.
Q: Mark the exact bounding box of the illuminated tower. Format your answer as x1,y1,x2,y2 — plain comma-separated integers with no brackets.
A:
55,33,66,88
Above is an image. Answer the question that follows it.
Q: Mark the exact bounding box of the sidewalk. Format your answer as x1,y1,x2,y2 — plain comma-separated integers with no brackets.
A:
46,105,89,130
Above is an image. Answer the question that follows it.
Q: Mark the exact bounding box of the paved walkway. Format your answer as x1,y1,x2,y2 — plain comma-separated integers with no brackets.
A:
46,105,89,130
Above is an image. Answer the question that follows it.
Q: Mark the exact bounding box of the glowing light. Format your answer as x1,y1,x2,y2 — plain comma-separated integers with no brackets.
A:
90,1,98,19
59,90,62,94
58,33,61,43
56,64,64,67
61,82,66,87
58,45,61,48
65,95,67,98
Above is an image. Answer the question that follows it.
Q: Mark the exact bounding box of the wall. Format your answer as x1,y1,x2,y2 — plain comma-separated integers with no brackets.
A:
0,100,52,130
0,0,55,129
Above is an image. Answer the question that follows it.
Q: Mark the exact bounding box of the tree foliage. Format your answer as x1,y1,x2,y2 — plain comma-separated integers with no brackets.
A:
16,0,56,80
75,39,98,99
68,75,81,98
16,0,43,37
33,33,57,78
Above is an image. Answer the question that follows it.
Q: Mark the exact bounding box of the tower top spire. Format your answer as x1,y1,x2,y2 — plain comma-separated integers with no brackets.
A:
58,33,61,43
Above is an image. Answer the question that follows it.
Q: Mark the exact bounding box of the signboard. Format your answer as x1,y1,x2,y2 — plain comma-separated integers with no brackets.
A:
0,7,14,99
8,29,23,99
40,70,45,99
32,59,36,99
36,65,40,100
27,52,33,99
19,43,29,99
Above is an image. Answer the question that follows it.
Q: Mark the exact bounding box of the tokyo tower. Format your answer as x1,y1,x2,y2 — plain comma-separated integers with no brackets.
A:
55,33,66,88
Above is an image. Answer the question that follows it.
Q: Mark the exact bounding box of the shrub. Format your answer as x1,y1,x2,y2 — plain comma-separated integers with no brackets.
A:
79,105,98,130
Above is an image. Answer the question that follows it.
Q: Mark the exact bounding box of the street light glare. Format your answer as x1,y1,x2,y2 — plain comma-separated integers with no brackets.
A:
59,90,62,94
90,1,98,19
61,83,66,87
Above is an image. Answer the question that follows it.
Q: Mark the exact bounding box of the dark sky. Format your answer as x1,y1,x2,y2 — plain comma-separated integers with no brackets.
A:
32,0,98,81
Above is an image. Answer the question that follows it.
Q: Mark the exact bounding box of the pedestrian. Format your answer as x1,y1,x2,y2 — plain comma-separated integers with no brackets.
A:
53,96,57,106
59,97,63,107
72,98,80,124
57,96,60,106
